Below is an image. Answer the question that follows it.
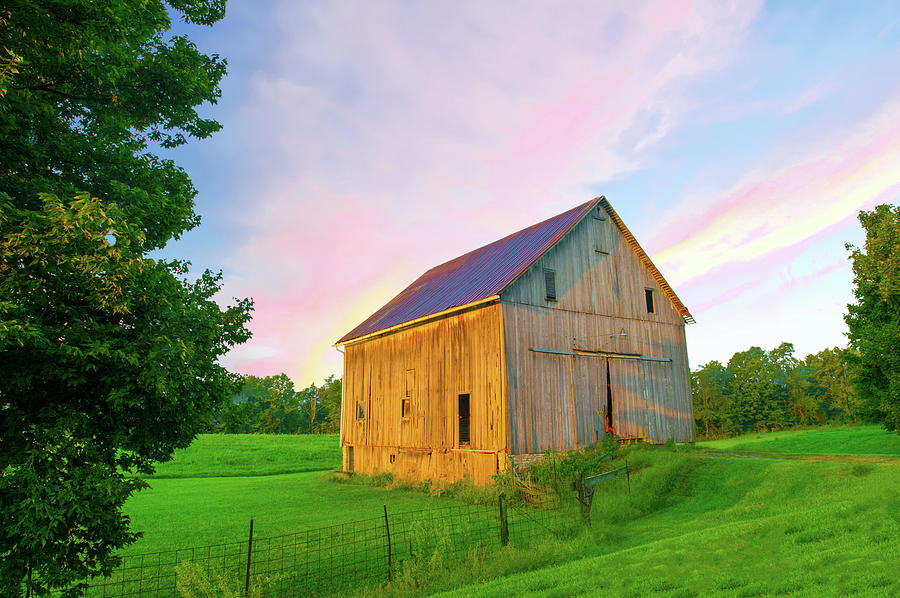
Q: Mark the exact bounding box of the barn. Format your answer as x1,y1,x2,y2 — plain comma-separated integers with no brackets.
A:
335,197,694,484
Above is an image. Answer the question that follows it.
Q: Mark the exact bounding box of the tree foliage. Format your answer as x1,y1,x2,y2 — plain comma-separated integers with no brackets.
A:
845,204,900,431
0,2,251,595
212,375,342,435
691,343,860,439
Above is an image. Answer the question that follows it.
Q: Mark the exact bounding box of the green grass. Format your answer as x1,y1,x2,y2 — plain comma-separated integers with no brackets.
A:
697,425,900,456
120,427,900,597
125,434,458,557
149,433,342,478
366,427,900,598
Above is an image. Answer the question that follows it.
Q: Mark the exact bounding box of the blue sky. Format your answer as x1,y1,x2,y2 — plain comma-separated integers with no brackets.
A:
160,1,900,384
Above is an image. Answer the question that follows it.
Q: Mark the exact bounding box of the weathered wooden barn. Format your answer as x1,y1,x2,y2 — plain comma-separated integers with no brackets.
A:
336,197,694,484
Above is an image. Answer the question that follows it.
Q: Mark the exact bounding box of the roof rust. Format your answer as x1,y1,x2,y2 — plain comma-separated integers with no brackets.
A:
337,197,693,344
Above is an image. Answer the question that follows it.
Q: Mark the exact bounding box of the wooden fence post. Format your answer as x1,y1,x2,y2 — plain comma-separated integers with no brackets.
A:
245,518,253,597
575,471,589,524
499,494,509,546
625,461,631,497
383,505,392,583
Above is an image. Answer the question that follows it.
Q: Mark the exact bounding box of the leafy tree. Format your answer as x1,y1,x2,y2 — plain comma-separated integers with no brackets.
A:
253,374,303,434
802,347,859,423
212,374,343,434
691,360,729,439
845,204,900,431
0,2,251,595
691,342,860,437
318,375,342,434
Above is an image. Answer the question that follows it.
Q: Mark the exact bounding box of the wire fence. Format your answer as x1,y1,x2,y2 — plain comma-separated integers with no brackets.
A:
78,499,582,598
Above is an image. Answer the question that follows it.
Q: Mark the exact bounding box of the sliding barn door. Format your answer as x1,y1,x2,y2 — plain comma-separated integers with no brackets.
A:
608,358,648,440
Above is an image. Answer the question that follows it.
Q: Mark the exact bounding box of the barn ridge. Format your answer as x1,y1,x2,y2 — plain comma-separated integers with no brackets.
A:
337,196,693,345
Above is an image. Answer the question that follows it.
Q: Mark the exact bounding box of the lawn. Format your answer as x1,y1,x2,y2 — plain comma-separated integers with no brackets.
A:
149,433,342,478
429,456,900,597
124,434,458,557
118,427,900,597
696,424,900,456
371,428,900,598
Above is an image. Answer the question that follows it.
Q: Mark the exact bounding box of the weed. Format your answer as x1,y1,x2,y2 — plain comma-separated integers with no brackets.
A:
174,561,273,598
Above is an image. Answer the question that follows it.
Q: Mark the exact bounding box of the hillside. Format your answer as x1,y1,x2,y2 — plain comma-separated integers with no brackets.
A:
415,427,900,598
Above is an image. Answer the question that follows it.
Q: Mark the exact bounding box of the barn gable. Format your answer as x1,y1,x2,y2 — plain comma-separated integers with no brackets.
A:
337,197,691,345
501,199,691,324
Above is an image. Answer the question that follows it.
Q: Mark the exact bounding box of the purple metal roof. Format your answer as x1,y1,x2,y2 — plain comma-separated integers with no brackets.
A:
337,199,597,343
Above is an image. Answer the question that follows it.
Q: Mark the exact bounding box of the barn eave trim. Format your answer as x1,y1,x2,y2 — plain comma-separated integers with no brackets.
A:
335,295,501,347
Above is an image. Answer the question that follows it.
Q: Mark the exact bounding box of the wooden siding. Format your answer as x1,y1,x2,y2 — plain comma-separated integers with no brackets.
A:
501,203,684,326
340,303,505,484
501,203,693,451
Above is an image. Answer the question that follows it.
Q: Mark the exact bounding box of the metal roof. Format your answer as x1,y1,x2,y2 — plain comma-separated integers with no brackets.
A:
337,196,694,344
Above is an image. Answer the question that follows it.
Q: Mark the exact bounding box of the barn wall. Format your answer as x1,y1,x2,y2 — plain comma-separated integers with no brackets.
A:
340,303,505,484
501,203,693,450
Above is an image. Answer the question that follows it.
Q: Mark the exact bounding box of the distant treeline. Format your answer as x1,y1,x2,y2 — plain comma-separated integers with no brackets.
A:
207,374,342,434
692,343,862,439
215,343,863,439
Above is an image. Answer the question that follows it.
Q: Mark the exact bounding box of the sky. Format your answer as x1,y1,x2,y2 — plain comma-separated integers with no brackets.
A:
159,1,900,386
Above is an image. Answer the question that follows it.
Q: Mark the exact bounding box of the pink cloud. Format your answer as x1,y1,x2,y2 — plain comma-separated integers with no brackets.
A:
650,93,900,288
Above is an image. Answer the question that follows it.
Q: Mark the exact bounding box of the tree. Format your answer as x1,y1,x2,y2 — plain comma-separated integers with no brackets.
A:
318,375,342,434
0,2,252,595
802,347,859,424
845,204,900,431
691,360,729,439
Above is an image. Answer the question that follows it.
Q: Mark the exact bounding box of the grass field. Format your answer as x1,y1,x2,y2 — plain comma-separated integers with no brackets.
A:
373,428,900,598
122,427,900,597
125,434,459,556
425,455,900,597
149,433,342,478
696,424,900,456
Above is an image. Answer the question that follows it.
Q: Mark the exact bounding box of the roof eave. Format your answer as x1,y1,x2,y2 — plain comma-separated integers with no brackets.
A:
334,294,501,347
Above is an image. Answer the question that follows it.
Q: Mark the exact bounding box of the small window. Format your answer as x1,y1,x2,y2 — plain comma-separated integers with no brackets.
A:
458,394,470,446
405,369,415,397
543,268,557,302
357,403,365,420
594,213,609,253
389,454,396,464
645,288,656,314
401,398,410,419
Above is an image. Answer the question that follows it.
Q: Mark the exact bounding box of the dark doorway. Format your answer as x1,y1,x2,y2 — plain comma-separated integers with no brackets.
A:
458,393,470,445
347,446,354,472
605,365,616,436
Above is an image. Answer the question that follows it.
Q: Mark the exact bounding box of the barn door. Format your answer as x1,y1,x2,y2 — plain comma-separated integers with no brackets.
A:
572,354,606,445
642,360,675,443
607,358,649,440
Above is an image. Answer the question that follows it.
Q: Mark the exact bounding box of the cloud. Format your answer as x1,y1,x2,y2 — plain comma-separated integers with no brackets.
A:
218,1,763,383
651,92,900,289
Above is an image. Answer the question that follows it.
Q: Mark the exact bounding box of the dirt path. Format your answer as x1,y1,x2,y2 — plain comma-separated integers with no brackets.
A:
699,450,900,465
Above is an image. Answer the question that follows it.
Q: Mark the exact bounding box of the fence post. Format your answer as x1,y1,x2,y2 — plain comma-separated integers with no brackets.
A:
499,494,509,546
575,471,589,524
625,461,631,497
245,518,254,597
383,505,392,583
